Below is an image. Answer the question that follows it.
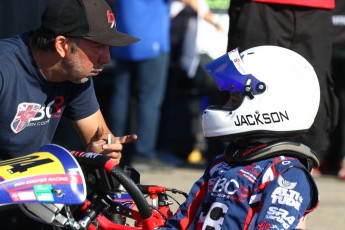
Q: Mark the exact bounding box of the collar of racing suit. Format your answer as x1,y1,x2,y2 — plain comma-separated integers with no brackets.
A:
224,140,320,172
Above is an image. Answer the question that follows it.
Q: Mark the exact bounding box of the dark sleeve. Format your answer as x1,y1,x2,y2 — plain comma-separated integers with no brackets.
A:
63,79,100,120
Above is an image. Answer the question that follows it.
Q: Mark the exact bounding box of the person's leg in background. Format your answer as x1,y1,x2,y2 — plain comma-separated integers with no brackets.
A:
330,52,345,179
134,52,170,166
109,60,133,163
291,8,338,166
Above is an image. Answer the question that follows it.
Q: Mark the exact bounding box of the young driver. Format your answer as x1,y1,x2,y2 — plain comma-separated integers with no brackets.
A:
159,46,320,229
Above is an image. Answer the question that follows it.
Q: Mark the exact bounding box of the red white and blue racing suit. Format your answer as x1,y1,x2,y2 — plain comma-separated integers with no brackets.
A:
160,150,318,230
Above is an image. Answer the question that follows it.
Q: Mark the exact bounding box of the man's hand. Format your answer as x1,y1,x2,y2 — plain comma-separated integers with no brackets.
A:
86,125,137,164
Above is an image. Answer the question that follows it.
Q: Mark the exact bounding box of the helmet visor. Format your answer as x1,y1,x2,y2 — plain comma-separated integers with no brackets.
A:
205,48,266,98
207,92,244,112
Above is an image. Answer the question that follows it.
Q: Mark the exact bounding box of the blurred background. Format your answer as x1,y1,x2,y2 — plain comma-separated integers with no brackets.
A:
1,0,345,229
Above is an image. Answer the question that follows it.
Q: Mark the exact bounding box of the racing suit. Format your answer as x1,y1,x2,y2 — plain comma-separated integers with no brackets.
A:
160,144,319,230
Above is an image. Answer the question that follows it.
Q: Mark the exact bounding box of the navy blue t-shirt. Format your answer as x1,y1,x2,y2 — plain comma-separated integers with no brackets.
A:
0,33,99,159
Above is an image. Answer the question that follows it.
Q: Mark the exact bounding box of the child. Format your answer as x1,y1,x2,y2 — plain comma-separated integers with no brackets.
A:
159,45,320,229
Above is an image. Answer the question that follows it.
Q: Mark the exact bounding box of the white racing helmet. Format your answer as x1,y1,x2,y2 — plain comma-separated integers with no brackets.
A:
202,46,320,139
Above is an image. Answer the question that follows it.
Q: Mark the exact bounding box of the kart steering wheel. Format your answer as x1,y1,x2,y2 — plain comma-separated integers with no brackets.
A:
72,152,154,230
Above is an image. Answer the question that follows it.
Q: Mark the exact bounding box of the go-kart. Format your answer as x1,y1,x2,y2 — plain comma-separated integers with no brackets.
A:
0,144,187,230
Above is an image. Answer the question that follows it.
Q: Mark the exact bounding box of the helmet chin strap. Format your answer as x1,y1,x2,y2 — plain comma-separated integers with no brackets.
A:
224,140,320,171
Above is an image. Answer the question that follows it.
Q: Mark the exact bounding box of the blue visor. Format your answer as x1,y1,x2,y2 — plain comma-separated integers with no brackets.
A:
205,48,266,98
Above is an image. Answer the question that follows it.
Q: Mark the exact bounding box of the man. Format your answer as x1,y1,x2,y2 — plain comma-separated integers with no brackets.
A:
0,0,138,228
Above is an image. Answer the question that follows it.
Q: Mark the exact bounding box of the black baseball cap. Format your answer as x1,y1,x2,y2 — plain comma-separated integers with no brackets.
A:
40,0,139,46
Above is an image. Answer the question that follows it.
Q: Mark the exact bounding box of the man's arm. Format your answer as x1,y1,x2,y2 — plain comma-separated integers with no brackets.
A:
73,109,137,163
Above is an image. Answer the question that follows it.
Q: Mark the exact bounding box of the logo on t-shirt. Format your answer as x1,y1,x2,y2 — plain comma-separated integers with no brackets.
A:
11,103,41,133
11,97,64,133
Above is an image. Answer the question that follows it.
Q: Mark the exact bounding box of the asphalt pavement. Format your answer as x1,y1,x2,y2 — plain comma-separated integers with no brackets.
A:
139,166,345,230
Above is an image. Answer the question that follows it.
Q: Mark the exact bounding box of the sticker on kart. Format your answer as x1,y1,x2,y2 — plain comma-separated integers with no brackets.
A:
0,144,86,205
